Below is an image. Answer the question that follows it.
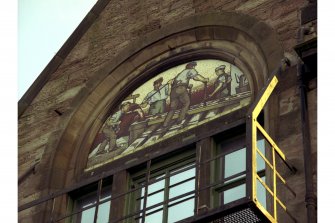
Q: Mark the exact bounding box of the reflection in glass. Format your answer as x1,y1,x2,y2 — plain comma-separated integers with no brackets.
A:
257,133,273,164
168,199,194,223
224,184,246,204
96,200,111,223
225,148,246,178
148,178,165,193
145,210,163,223
170,165,195,184
140,177,165,214
168,165,195,222
257,139,266,171
80,204,95,223
136,164,195,223
170,180,195,199
147,191,164,211
76,192,111,223
257,176,267,209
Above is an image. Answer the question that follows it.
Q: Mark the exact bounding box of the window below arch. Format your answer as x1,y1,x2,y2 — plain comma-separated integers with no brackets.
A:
126,148,196,223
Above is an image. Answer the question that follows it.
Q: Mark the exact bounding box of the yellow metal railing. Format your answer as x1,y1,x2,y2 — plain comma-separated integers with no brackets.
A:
251,75,293,223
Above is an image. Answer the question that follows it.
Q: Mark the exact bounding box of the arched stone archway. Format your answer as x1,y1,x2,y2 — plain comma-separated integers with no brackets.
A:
46,12,283,192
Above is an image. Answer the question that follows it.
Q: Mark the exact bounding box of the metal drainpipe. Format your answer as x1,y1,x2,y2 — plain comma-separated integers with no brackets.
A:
297,27,317,223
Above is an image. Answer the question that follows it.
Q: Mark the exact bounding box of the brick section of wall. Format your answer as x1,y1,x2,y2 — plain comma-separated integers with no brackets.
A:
18,0,314,222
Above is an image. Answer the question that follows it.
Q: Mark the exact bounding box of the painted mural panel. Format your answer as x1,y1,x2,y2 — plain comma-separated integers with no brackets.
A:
86,59,252,170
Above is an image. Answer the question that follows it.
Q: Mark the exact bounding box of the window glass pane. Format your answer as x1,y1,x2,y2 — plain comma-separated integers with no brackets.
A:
169,179,195,199
257,131,273,165
224,148,246,178
256,139,266,171
170,166,195,185
97,201,110,223
80,205,95,223
139,180,165,214
256,153,266,172
168,199,194,223
147,191,164,209
257,176,267,209
257,139,265,154
145,210,163,223
148,177,165,194
75,184,112,223
76,195,96,223
132,158,195,223
223,184,246,204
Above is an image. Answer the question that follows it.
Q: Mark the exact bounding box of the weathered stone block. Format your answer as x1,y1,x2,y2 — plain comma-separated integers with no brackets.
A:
279,86,300,116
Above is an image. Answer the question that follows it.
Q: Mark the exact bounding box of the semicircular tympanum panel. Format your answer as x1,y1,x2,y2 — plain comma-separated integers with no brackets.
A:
86,59,252,170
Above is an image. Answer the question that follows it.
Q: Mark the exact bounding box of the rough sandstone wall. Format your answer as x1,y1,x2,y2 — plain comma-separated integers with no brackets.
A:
19,0,314,222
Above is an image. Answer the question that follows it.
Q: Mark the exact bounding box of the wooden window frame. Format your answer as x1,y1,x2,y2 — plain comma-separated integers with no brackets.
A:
66,176,113,223
125,147,197,223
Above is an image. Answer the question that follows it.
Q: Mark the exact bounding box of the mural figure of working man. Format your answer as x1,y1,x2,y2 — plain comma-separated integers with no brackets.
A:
141,77,172,116
96,101,144,155
209,65,232,98
95,108,122,155
162,61,209,128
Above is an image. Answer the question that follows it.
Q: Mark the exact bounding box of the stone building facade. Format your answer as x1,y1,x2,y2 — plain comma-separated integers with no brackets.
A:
18,0,317,222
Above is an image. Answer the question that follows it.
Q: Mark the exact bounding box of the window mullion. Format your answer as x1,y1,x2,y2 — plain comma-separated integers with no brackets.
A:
221,150,226,205
93,178,103,223
195,143,201,215
163,170,170,223
141,160,151,223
